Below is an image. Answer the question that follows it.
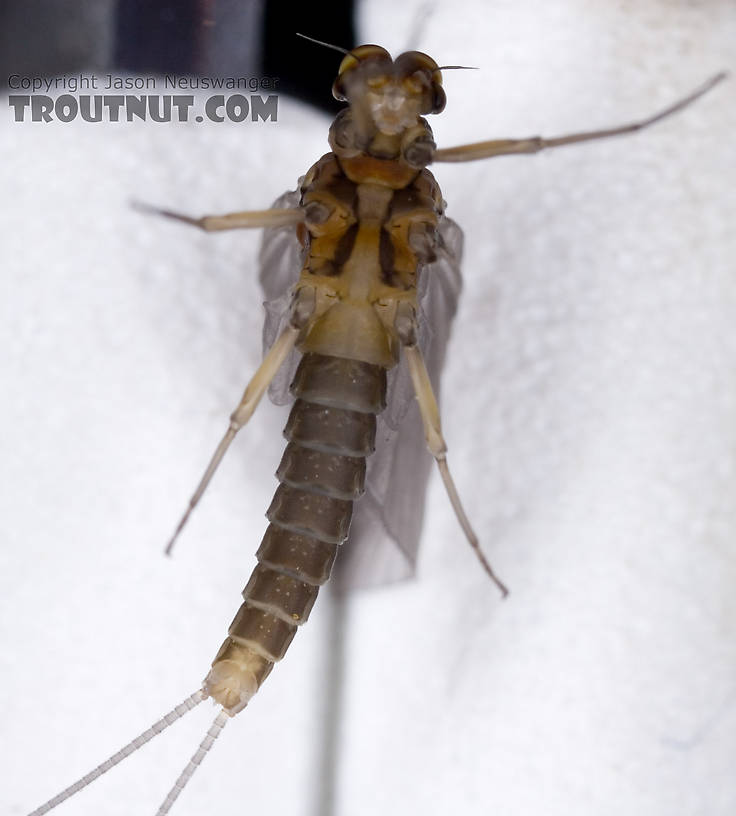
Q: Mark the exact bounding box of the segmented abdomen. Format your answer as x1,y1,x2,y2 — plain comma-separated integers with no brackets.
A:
204,353,386,713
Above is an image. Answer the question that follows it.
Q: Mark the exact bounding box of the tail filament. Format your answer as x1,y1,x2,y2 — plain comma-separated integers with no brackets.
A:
155,709,230,816
28,691,204,816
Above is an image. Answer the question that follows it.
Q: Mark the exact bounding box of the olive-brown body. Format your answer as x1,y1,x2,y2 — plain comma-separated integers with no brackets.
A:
204,130,444,713
205,353,387,712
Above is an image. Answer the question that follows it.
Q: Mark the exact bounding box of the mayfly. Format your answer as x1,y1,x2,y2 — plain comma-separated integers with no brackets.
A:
26,38,725,816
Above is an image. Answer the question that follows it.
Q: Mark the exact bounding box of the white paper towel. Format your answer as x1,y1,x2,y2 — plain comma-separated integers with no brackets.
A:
2,2,735,815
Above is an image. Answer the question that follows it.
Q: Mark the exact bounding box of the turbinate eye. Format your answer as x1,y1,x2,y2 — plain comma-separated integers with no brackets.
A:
332,44,392,101
394,50,441,77
394,50,445,114
404,72,426,95
366,76,388,90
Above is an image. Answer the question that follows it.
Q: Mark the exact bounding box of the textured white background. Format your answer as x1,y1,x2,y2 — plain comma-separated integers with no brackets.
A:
2,2,735,815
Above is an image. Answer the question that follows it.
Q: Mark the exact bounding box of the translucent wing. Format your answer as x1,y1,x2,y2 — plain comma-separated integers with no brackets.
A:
333,216,463,590
258,190,463,590
259,187,305,404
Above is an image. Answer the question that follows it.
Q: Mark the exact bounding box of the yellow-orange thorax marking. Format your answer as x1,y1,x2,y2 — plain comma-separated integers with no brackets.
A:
296,153,443,368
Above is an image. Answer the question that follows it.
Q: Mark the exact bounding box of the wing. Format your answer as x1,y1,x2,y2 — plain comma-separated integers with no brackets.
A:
259,187,305,404
258,192,463,590
332,216,464,590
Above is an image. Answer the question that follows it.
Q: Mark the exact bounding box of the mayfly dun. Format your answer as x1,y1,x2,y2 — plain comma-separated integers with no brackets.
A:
19,35,725,816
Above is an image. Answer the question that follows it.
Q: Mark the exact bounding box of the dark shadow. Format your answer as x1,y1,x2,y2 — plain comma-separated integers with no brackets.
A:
310,586,349,816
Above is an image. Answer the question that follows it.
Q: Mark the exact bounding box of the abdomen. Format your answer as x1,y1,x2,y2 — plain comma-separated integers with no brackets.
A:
204,352,386,713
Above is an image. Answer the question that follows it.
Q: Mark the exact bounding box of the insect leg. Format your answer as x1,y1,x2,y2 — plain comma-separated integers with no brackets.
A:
397,306,508,597
165,286,315,555
433,71,726,163
132,200,305,231
165,321,301,555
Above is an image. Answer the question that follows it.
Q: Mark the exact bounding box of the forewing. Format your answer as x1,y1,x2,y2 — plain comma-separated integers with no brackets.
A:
259,187,304,404
258,192,464,591
332,216,464,590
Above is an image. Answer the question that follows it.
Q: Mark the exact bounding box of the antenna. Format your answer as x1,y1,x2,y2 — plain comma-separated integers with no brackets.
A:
295,32,349,55
404,1,436,51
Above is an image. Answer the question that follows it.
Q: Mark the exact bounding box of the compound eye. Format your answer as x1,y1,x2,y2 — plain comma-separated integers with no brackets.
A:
333,44,392,100
394,50,444,114
394,50,440,77
339,44,391,75
404,70,429,95
432,85,446,114
366,75,388,90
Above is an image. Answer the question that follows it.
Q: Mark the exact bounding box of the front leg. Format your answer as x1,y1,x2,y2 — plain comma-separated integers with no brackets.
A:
433,72,726,163
132,200,305,230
